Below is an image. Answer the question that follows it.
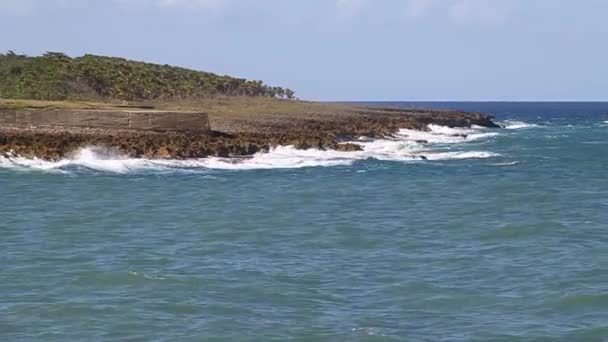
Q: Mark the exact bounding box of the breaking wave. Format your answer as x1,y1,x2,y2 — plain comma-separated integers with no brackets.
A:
0,124,503,173
0,148,177,174
501,120,539,130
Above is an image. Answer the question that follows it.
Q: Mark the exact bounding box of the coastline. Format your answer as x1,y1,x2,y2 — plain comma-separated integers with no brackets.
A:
0,98,499,160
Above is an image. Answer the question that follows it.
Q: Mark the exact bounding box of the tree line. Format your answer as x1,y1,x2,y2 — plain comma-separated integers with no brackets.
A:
0,51,296,101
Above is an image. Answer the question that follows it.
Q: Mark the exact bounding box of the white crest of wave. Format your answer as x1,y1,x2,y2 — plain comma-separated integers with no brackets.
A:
0,148,160,173
396,125,499,144
427,124,472,135
502,120,538,129
0,124,502,172
199,146,499,170
424,151,501,160
199,147,357,170
492,161,520,166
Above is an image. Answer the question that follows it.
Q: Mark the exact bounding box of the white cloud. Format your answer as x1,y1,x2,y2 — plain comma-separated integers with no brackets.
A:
0,0,34,16
336,0,367,20
405,0,512,25
402,0,435,18
113,0,225,10
1,0,513,25
448,0,511,26
157,0,224,10
334,0,513,26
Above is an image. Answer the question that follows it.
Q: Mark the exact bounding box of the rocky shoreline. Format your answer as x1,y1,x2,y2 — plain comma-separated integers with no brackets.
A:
0,105,499,160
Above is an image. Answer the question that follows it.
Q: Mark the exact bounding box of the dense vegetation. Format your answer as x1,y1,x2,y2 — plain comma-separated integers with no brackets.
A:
0,51,296,101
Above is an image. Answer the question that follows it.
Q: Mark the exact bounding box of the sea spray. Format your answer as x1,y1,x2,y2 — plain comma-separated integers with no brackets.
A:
501,120,539,129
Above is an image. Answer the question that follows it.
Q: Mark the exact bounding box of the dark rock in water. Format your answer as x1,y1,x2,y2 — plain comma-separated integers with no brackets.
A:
452,134,468,139
356,137,374,142
415,140,429,144
335,143,363,152
419,155,428,160
410,110,500,129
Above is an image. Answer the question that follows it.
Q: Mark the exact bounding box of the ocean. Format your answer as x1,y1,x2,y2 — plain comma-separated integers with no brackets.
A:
1,102,607,341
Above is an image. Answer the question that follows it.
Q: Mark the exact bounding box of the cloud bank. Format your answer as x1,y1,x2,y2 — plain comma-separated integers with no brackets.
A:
111,0,225,10
156,0,224,9
1,0,513,26
336,0,512,26
0,0,34,16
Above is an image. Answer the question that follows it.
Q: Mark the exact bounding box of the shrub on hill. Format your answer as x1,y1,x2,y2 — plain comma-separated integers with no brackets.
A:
0,51,296,101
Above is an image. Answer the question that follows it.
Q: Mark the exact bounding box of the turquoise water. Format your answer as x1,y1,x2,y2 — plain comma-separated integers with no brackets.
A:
1,103,608,341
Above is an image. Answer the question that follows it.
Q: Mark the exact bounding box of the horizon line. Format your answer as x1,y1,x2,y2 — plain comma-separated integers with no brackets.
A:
325,100,608,103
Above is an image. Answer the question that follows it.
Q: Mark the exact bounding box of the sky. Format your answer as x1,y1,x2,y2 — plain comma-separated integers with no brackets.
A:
0,0,607,101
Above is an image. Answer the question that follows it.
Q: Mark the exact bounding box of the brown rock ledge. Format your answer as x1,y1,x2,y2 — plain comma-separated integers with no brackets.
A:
0,101,499,160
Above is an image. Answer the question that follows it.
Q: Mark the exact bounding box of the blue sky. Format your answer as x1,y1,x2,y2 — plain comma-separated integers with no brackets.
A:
1,0,607,101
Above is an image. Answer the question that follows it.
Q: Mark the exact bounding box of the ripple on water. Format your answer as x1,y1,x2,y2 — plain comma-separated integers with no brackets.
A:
549,293,608,312
480,222,566,241
2,108,608,340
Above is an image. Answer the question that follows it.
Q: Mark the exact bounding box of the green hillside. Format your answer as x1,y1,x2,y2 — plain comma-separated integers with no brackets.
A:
0,51,295,102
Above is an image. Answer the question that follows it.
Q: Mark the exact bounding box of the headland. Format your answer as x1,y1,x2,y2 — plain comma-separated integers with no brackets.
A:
0,52,499,160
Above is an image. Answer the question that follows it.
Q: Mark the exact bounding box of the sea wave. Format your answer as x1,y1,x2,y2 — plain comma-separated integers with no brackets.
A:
0,148,172,174
396,125,500,145
491,161,520,166
501,120,539,129
0,124,501,172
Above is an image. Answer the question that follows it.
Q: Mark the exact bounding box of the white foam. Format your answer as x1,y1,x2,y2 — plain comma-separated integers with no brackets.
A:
396,127,499,145
427,124,472,135
424,151,501,160
1,148,175,174
492,161,520,166
0,124,502,172
501,120,538,129
198,146,357,170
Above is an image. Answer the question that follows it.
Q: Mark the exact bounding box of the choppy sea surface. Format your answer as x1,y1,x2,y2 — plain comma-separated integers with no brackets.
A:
1,102,607,341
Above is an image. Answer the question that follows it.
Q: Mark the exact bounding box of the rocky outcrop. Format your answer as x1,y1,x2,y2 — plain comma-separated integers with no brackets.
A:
0,106,499,160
